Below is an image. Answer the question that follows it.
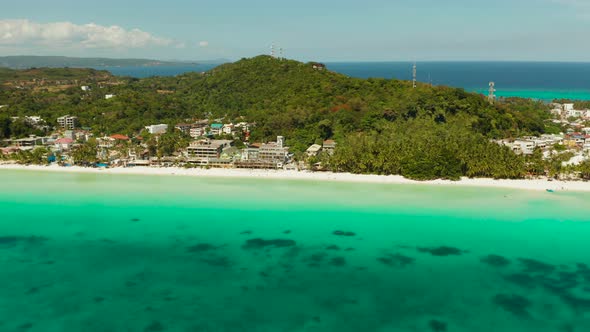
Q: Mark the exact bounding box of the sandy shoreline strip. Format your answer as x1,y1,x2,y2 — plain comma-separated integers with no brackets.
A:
1,164,589,192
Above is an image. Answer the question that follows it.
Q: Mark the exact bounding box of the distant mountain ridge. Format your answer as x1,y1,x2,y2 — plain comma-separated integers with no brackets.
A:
0,56,212,69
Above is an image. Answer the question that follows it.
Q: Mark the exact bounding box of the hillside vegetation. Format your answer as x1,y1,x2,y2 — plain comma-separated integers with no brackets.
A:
0,55,559,179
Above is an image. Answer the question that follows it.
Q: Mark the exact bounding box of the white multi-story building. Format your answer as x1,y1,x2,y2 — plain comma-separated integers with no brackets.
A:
222,124,234,135
259,136,289,163
145,124,168,135
186,139,233,159
512,140,536,155
25,116,43,125
57,115,78,130
189,126,207,139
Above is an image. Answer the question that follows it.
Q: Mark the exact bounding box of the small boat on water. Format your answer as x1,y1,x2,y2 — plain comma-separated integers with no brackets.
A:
546,189,555,193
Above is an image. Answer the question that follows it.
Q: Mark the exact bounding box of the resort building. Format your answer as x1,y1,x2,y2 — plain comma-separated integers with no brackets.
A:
241,146,260,161
186,139,233,159
145,124,168,135
57,115,78,130
98,137,115,149
24,116,44,126
306,144,322,157
11,136,47,148
322,140,337,155
210,123,224,136
259,136,289,163
63,130,75,140
222,124,234,135
54,138,75,151
175,123,193,135
511,140,536,155
189,126,208,139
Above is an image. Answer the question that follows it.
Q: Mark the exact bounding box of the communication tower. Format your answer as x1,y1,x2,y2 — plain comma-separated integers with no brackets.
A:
488,82,496,103
412,63,417,88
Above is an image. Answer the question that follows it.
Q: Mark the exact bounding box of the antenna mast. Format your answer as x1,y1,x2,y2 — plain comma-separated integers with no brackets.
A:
488,82,496,104
270,42,275,58
412,62,417,88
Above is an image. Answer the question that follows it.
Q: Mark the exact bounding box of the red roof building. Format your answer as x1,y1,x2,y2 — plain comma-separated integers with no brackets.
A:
55,138,74,144
110,134,130,141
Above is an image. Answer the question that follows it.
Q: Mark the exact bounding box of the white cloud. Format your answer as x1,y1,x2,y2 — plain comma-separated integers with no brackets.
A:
0,19,174,49
199,41,209,47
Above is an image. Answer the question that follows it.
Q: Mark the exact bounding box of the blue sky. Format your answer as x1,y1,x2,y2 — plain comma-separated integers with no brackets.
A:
1,0,589,61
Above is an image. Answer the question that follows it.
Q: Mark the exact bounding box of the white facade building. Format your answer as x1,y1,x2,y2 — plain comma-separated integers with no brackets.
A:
222,124,234,135
145,124,168,135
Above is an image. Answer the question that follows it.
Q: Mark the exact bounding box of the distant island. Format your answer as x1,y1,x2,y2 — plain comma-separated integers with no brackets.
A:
0,56,212,69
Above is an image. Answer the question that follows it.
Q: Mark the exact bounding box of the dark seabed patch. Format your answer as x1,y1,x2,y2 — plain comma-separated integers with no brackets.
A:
417,246,466,257
239,230,252,235
325,245,340,251
305,252,327,268
333,230,356,237
200,255,233,267
429,319,448,332
144,321,165,331
518,258,556,274
377,253,415,268
492,293,532,318
130,218,141,222
0,235,48,248
480,254,511,267
557,292,590,311
18,323,33,331
503,273,537,289
330,257,347,267
93,296,105,303
186,243,218,253
242,238,296,250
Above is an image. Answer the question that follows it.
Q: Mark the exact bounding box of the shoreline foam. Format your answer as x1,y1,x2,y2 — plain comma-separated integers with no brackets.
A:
1,164,589,193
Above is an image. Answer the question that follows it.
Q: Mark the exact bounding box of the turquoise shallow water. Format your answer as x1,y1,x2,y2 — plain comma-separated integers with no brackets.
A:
471,89,590,101
1,170,590,331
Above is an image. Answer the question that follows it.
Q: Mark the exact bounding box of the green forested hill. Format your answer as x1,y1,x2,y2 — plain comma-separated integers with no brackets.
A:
0,67,114,83
138,56,553,141
0,55,560,179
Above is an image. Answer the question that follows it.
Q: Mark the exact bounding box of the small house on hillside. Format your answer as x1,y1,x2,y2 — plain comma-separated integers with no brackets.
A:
306,144,322,157
310,62,326,70
210,123,223,135
54,138,74,151
322,140,337,155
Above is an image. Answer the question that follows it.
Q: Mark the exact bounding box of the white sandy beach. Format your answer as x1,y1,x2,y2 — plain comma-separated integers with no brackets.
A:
1,163,589,192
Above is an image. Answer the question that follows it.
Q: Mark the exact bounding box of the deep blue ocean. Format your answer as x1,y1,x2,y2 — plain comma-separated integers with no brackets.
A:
96,62,590,100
